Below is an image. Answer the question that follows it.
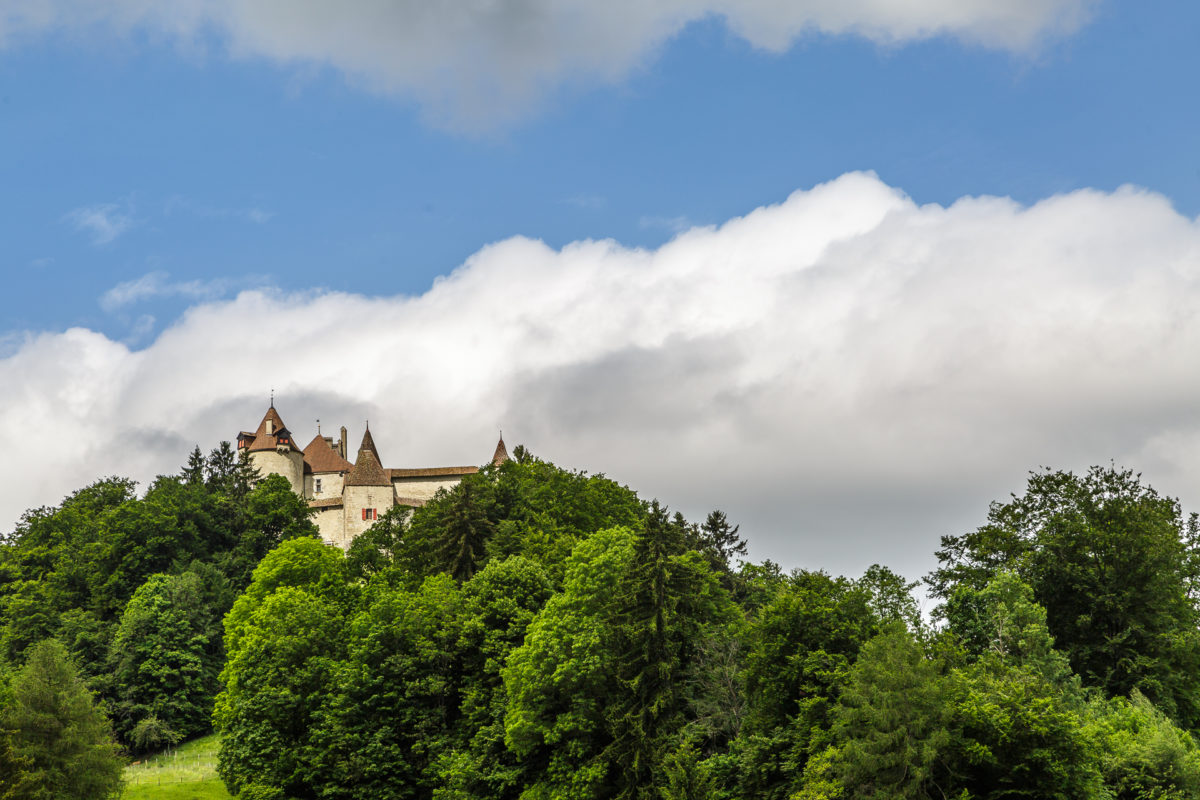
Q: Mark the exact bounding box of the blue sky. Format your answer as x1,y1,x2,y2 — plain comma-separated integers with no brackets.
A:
3,1,1200,581
5,1,1197,342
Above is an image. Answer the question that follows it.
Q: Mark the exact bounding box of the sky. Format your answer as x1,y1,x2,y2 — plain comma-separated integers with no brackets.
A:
2,1,1200,596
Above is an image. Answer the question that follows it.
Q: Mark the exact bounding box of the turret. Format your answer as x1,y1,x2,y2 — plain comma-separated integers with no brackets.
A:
343,425,394,541
239,403,305,495
492,434,510,466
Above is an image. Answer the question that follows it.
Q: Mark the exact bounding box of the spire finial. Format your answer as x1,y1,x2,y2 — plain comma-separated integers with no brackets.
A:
270,388,274,408
317,418,321,435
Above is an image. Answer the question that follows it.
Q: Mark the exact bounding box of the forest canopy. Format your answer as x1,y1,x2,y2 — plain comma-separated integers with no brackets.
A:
1,448,1199,800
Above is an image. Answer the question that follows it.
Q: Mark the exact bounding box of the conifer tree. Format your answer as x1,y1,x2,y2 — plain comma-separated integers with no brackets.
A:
182,445,206,485
1,640,123,800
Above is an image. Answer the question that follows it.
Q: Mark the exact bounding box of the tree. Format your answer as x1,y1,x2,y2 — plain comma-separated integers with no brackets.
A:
436,476,496,583
438,556,555,800
504,516,737,799
109,571,221,747
695,510,748,573
223,473,319,588
214,586,347,798
826,626,950,800
318,575,465,799
930,466,1200,728
1088,691,1200,799
504,526,638,797
214,539,355,798
1,640,123,800
942,574,1102,800
182,445,206,485
736,570,878,800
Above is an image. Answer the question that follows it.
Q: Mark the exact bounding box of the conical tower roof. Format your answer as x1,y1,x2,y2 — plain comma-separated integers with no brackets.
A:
247,405,297,452
359,424,382,465
492,435,510,466
346,428,390,486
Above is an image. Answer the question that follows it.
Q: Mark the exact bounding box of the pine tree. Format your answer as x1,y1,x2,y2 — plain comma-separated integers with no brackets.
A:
2,640,123,800
182,445,206,485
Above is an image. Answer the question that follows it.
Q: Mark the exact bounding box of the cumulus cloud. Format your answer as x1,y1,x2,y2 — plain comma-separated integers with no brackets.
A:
64,203,135,245
5,172,1199,585
0,0,1095,129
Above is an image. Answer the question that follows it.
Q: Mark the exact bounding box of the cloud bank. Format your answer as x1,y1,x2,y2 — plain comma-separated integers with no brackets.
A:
0,0,1095,128
5,172,1198,584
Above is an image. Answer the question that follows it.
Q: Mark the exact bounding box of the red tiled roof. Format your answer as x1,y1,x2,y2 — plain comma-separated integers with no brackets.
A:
387,466,479,479
302,434,353,474
246,406,299,453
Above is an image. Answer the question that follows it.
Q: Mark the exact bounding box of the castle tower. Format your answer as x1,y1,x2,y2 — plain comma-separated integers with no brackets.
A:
240,403,305,495
342,425,394,546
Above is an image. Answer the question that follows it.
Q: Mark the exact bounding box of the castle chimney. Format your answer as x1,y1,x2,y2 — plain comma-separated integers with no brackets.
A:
339,426,348,459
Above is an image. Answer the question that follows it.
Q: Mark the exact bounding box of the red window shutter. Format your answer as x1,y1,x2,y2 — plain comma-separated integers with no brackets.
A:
361,508,366,521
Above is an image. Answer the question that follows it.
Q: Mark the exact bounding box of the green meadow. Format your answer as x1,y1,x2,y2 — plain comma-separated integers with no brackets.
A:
123,735,231,800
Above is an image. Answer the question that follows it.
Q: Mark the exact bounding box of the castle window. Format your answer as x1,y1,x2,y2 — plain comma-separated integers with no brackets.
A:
315,478,323,493
362,508,377,521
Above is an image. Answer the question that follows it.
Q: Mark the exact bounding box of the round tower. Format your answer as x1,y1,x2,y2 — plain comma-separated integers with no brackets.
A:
240,403,305,496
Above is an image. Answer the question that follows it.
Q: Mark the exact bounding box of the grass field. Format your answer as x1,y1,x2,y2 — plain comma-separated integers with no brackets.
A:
122,734,232,800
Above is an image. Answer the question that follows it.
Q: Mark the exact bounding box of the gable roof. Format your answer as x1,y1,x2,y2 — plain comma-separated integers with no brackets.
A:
302,434,353,474
346,431,391,486
246,406,298,453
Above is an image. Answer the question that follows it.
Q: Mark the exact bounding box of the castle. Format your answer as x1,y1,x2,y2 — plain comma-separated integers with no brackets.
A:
237,403,508,548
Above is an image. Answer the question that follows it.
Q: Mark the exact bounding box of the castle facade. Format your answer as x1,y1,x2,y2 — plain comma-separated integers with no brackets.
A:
238,404,507,548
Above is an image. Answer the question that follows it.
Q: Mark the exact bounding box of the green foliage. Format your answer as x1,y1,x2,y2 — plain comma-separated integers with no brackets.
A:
0,444,315,752
214,585,347,797
110,571,223,748
503,526,639,797
17,445,1200,800
320,575,464,799
503,514,738,800
398,453,646,584
930,466,1200,728
736,569,878,799
658,742,716,800
1,639,123,800
829,627,950,799
129,714,181,753
1088,691,1200,800
437,556,555,799
818,574,1120,800
213,539,354,797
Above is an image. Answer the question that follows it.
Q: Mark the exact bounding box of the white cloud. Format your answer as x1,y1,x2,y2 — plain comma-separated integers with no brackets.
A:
0,0,1096,129
6,172,1199,585
64,203,135,245
99,271,269,312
